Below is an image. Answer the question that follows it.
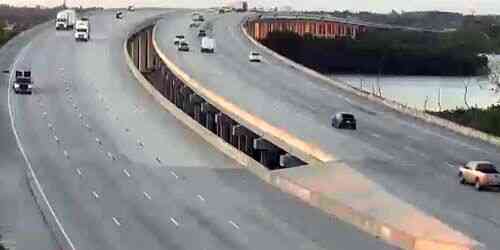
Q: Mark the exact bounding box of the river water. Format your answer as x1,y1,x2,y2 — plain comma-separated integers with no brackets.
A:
331,56,500,111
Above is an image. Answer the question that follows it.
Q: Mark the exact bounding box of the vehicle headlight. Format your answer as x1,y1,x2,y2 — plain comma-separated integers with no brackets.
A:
14,83,19,88
28,85,33,89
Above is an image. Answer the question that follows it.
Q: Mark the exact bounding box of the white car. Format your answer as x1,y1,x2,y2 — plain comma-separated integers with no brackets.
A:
174,35,185,45
459,161,500,190
249,52,262,62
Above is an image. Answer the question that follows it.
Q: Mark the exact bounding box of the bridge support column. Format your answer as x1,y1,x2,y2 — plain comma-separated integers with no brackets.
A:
189,94,204,122
253,138,282,169
179,86,194,117
279,153,305,168
215,113,236,143
201,102,217,133
232,125,258,156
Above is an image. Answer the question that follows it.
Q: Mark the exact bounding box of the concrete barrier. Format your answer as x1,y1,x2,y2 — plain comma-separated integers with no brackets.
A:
240,17,500,148
124,20,482,250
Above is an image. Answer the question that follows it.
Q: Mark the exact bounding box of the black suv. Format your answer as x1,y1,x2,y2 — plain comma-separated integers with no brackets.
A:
331,112,356,130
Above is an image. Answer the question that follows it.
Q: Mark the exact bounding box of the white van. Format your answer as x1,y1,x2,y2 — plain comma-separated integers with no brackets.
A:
201,37,216,53
74,19,90,41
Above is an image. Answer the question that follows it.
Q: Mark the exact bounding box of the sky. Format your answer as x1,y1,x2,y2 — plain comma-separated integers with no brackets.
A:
1,0,500,15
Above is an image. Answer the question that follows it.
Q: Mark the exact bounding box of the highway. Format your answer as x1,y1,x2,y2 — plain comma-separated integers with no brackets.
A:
155,12,500,249
7,9,394,250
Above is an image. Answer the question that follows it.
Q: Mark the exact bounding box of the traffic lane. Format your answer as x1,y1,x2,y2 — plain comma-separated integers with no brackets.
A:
76,10,395,250
10,10,190,250
13,25,127,250
0,22,57,250
156,13,500,248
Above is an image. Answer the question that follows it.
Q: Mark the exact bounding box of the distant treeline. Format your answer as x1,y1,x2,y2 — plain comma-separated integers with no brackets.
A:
260,29,490,76
429,105,500,137
0,5,63,32
0,21,15,46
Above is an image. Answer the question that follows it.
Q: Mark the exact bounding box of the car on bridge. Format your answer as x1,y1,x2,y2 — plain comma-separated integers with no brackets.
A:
249,52,262,62
115,11,123,19
174,35,185,45
178,41,190,52
13,70,33,95
459,161,500,191
331,112,357,130
198,29,207,37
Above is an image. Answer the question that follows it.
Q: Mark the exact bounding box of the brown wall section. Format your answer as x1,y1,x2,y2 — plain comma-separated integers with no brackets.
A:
245,19,367,40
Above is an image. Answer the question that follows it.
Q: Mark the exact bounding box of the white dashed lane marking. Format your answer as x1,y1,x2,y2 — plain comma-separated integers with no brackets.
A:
170,171,179,179
229,220,240,229
123,169,131,177
197,194,206,202
170,217,179,227
112,217,121,227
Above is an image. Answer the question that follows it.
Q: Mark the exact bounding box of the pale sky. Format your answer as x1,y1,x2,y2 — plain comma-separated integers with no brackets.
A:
1,0,500,15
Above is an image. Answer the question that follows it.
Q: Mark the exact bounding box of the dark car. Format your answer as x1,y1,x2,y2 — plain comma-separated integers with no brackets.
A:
13,70,33,95
331,112,356,130
116,11,123,19
178,42,189,52
198,29,207,37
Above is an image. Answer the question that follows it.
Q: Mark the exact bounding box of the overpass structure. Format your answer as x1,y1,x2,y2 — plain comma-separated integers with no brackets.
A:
143,11,500,250
3,8,500,250
3,9,397,250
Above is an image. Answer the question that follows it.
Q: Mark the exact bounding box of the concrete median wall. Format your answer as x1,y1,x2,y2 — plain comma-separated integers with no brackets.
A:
124,19,481,250
241,16,500,148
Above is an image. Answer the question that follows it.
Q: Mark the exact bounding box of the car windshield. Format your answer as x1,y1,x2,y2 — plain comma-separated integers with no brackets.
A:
176,36,184,39
76,29,87,32
57,18,66,22
342,114,355,120
252,52,260,56
477,164,499,174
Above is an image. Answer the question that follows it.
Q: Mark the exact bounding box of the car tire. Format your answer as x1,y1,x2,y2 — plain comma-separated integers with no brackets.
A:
459,173,466,184
475,179,482,191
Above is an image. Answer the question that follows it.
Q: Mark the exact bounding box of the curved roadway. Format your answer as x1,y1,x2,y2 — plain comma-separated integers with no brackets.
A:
8,9,393,250
155,11,500,249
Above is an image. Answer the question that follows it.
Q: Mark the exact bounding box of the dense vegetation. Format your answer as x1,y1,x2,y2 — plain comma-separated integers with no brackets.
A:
0,21,14,46
429,105,500,137
0,5,63,32
261,29,490,76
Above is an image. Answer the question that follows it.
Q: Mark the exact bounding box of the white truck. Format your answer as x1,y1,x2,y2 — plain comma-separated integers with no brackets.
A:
56,9,77,30
74,19,90,41
201,37,216,53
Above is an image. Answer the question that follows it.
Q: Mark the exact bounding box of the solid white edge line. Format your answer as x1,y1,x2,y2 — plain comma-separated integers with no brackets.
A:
8,41,76,250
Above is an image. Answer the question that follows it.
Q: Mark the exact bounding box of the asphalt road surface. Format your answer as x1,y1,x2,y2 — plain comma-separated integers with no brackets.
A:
155,11,500,249
8,9,394,250
0,21,58,250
